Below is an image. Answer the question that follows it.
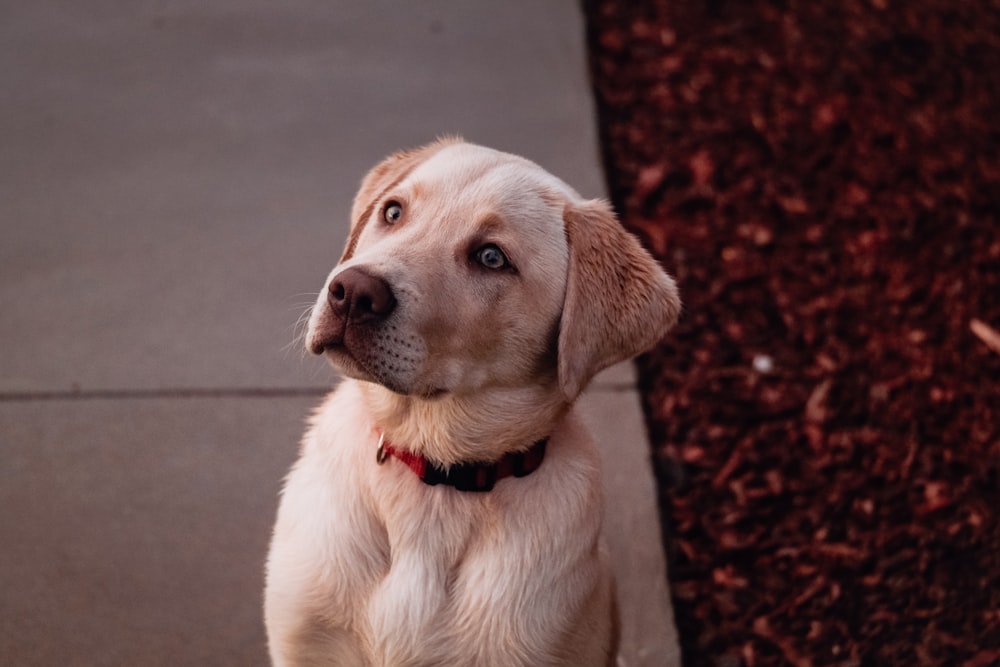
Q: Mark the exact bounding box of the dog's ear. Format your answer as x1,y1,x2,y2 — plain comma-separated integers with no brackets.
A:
340,136,462,262
557,199,681,400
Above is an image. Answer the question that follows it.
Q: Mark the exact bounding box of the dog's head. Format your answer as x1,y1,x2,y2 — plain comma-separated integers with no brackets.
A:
306,139,680,402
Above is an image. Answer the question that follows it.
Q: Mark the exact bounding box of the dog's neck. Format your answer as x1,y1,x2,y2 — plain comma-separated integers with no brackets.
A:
358,381,570,466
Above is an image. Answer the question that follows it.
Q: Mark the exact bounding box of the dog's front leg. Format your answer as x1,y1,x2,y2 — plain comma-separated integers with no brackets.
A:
265,557,370,666
266,613,367,667
365,552,452,666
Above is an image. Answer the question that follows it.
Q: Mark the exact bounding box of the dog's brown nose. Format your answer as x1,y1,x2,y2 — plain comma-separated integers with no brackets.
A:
328,267,396,325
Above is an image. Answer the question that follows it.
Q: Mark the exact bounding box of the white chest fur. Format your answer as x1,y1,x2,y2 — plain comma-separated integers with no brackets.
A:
265,382,614,667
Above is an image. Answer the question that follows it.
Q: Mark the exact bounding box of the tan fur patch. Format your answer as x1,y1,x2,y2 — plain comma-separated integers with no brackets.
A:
557,199,681,399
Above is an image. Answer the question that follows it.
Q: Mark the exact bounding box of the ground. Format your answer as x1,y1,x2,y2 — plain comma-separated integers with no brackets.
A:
584,1,1000,665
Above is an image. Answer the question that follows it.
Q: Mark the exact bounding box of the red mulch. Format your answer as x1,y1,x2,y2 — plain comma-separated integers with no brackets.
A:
583,1,1000,665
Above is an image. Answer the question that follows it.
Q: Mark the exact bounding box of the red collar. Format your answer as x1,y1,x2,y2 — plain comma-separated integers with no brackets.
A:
376,432,548,493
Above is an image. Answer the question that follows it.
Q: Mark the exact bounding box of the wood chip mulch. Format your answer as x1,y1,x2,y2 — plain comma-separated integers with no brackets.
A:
583,2,1000,665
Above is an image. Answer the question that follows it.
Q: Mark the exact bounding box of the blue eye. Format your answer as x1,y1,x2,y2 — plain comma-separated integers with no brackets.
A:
474,244,509,270
383,202,403,225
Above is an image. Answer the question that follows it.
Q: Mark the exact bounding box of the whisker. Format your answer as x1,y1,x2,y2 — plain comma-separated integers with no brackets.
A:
280,292,321,357
288,291,322,300
282,301,316,359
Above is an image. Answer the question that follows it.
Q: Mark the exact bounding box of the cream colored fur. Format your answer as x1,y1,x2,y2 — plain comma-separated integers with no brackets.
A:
265,139,680,666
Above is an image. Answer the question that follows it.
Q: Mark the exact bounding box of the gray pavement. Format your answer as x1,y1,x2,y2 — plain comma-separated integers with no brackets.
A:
1,2,680,665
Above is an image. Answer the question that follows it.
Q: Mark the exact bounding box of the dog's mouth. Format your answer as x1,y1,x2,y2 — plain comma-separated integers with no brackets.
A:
308,295,446,398
307,319,346,356
314,332,446,399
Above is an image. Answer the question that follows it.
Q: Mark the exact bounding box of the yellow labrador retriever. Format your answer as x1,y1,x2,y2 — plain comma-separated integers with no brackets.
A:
265,139,680,666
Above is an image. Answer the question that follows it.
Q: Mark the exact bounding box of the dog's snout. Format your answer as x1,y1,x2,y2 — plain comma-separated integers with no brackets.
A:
328,267,396,324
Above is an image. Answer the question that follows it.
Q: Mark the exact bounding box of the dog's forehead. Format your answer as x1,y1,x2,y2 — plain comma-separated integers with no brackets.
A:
408,144,580,207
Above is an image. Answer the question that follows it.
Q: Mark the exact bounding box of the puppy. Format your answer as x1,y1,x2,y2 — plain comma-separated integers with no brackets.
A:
265,139,680,666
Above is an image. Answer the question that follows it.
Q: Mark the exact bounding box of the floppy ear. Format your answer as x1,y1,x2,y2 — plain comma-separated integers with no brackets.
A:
340,136,462,262
557,199,681,399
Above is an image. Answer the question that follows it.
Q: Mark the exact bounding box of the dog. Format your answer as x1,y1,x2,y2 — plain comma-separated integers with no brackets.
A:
264,138,680,666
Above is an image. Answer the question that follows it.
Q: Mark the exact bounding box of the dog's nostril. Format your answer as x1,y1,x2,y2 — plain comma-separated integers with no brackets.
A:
330,282,346,301
364,290,395,317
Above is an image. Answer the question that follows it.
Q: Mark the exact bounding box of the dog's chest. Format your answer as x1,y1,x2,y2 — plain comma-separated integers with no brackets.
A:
360,479,581,665
274,385,606,664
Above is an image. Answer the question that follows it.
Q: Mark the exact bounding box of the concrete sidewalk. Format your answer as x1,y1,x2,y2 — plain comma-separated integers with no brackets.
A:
0,2,680,665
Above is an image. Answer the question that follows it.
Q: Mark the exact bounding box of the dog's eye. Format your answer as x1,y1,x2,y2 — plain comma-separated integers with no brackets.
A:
383,202,403,225
474,244,510,270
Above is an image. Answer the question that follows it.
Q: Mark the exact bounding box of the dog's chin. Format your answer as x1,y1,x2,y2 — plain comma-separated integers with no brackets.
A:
322,346,447,400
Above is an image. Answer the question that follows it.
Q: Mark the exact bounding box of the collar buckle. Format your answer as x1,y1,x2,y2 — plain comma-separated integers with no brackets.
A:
375,432,389,465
